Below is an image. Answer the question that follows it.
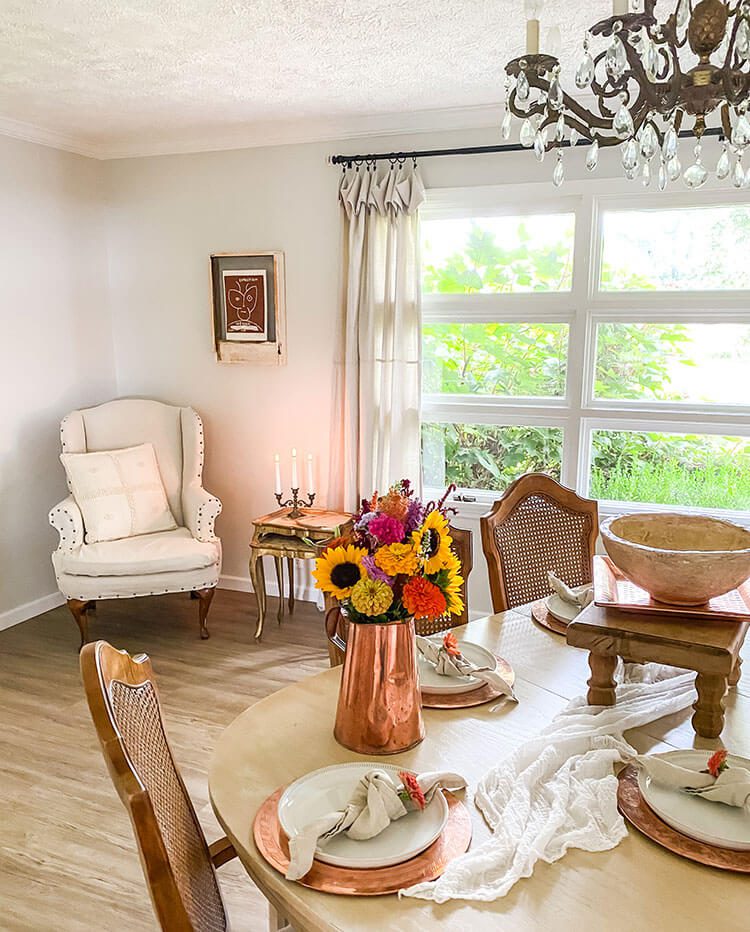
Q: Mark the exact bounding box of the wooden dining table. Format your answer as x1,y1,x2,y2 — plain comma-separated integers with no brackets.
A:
209,604,750,932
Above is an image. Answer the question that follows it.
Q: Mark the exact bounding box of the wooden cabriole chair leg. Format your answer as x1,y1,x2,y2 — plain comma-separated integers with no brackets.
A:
193,587,215,639
67,598,95,651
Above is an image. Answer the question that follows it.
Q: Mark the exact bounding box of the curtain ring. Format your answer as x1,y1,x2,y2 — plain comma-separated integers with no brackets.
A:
412,156,418,169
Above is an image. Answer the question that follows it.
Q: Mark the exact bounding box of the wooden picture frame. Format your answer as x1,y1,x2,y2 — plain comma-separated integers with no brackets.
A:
210,251,286,365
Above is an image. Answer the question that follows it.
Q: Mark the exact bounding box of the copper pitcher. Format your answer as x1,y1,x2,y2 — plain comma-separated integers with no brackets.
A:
325,609,425,755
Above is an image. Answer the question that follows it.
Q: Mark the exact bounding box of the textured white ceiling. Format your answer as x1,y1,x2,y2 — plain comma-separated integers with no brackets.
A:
0,1,609,158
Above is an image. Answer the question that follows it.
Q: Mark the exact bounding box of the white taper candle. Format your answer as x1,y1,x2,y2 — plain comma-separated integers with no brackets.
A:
291,448,298,489
274,453,282,495
306,453,315,494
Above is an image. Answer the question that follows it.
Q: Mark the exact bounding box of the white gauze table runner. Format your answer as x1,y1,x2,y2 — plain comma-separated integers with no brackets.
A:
402,662,697,903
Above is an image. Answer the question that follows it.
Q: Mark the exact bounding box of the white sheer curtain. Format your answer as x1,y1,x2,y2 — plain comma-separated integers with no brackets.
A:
329,163,425,511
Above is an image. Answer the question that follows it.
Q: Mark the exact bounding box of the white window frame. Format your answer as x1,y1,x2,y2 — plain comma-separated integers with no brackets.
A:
421,178,750,523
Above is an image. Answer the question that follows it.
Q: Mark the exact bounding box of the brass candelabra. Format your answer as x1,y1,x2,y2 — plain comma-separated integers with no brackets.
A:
275,488,316,519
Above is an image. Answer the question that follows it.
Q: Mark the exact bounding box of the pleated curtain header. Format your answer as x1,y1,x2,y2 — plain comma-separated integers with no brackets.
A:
339,164,425,218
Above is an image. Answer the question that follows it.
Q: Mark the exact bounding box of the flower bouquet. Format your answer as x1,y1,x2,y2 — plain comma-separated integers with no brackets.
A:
315,480,463,755
314,479,464,625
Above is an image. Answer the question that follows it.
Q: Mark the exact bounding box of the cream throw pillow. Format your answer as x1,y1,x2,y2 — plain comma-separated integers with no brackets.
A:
61,443,177,544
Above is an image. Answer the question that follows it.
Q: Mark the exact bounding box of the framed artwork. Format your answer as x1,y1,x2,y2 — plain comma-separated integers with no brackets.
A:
210,252,286,364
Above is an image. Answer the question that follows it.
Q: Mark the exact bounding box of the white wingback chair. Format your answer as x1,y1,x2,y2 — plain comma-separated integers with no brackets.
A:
49,399,222,647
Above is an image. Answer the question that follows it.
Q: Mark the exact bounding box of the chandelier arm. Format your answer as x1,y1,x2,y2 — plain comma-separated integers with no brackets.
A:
722,10,742,71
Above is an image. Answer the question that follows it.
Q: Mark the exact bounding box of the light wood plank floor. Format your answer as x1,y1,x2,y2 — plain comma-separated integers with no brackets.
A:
0,589,329,931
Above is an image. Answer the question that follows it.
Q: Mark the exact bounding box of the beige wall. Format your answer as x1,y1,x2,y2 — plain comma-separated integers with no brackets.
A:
103,127,624,616
0,135,115,624
1,123,663,624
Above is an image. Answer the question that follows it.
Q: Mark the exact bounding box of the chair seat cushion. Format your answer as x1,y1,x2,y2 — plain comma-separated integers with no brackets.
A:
59,528,219,577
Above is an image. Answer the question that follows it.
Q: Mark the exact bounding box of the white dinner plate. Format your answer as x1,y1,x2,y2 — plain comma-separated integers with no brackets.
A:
277,762,449,869
545,594,583,623
417,638,497,694
638,750,750,851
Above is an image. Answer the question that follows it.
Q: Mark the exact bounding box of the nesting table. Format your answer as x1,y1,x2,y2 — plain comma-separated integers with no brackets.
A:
249,508,353,640
567,602,747,738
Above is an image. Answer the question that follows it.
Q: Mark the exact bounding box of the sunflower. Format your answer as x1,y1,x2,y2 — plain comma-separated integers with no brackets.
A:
374,541,419,577
350,578,393,616
411,509,453,574
313,545,367,599
430,560,464,616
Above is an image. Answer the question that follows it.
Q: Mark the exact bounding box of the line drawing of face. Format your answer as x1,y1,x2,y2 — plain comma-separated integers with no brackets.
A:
227,278,262,331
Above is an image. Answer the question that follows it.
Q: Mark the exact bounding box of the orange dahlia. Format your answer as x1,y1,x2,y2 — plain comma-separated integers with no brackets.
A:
443,631,461,657
379,488,409,522
706,748,729,778
402,576,447,620
398,771,426,810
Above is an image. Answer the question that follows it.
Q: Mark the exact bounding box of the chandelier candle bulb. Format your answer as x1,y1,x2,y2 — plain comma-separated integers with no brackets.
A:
612,0,628,15
524,0,543,55
291,448,298,489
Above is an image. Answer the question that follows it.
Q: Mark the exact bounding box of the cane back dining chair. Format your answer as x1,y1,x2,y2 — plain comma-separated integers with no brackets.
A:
325,524,473,666
80,640,237,932
480,473,598,613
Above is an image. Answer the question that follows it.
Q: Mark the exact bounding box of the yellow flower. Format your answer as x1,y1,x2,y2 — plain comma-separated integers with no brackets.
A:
313,545,367,599
350,578,394,616
412,509,453,574
375,542,419,577
443,564,465,616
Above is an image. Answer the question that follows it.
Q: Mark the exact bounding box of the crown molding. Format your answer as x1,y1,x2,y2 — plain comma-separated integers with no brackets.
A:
0,114,102,158
0,102,503,161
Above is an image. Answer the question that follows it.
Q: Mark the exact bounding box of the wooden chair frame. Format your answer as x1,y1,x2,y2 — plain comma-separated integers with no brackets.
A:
80,641,236,931
480,473,598,613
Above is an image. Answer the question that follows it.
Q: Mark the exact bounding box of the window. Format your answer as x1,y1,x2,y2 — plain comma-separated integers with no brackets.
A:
421,190,750,519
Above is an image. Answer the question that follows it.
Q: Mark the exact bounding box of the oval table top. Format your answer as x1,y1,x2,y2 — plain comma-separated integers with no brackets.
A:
209,605,750,932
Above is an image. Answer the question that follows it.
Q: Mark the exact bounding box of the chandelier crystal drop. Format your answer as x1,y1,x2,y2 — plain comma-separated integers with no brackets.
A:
501,0,750,189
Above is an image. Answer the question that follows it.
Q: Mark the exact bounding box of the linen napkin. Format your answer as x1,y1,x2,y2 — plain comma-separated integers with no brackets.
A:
547,571,594,610
286,769,466,880
416,635,518,703
638,753,750,809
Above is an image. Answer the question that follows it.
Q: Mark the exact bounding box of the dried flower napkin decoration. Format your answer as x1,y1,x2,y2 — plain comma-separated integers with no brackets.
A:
285,769,466,880
416,632,518,703
638,750,750,809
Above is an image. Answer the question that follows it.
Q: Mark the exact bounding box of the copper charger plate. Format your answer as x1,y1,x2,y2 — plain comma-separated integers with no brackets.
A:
531,599,570,636
594,555,750,621
617,764,750,873
253,787,472,895
421,656,515,709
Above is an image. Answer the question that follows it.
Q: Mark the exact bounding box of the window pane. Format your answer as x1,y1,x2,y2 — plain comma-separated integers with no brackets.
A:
594,322,750,405
600,206,750,292
424,322,568,397
590,430,750,510
422,214,575,294
422,422,562,493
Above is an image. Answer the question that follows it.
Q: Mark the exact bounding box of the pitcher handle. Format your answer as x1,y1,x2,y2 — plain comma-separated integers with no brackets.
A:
325,606,347,655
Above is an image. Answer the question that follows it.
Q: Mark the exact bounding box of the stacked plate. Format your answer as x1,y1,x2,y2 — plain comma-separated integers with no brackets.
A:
417,638,497,695
638,750,750,851
278,762,448,869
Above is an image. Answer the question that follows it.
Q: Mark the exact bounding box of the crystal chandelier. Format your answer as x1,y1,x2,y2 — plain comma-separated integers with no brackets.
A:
502,0,750,189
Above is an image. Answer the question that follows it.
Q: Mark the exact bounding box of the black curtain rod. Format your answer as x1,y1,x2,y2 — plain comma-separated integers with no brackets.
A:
329,126,723,166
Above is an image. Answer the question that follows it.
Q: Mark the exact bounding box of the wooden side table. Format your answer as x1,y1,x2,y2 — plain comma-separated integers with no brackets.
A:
249,508,353,641
566,602,747,739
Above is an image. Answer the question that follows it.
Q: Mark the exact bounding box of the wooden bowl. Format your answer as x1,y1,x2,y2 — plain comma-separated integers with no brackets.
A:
600,513,750,606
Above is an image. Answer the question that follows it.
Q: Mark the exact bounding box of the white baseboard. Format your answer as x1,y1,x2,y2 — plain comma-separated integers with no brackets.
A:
219,573,319,603
0,591,65,632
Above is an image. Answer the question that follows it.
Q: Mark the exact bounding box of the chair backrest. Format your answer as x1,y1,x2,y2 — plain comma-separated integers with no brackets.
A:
80,641,227,932
60,398,207,526
480,473,598,613
414,524,473,636
326,523,474,664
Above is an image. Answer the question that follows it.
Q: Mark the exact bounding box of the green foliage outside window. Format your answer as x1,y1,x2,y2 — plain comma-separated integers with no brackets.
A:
421,220,750,509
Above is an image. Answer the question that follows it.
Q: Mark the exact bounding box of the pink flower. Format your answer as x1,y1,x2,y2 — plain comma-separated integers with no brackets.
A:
368,513,404,545
398,771,426,810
